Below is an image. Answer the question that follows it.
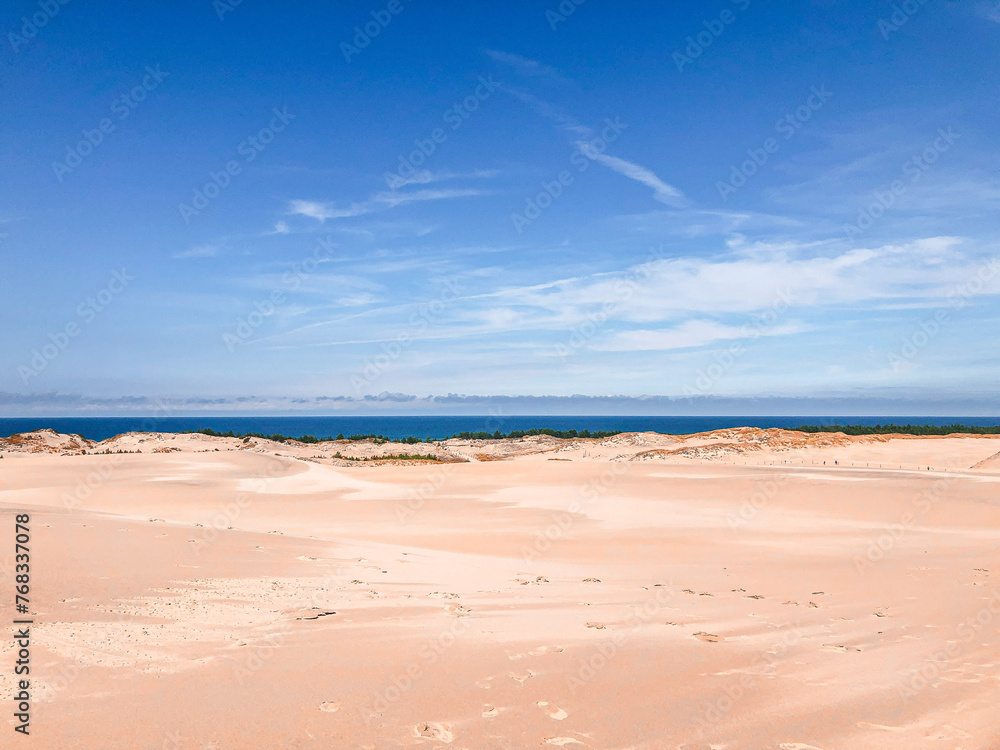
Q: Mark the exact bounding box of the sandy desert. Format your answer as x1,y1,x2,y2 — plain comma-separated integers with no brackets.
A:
2,427,999,749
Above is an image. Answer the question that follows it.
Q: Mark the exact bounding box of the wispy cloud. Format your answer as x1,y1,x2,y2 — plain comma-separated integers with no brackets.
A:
596,320,806,352
500,84,687,207
172,244,219,259
389,168,500,188
576,145,687,207
485,49,571,85
473,237,982,326
502,86,592,136
336,293,381,307
289,188,486,222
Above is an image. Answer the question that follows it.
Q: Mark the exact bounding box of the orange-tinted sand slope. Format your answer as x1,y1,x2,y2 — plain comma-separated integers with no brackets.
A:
1,429,999,749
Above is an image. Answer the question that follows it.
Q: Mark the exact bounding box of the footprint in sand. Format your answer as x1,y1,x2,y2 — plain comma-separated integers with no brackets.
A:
537,701,568,720
585,622,605,630
319,701,341,713
292,608,337,621
528,645,564,655
927,725,972,740
475,677,495,689
508,670,536,683
856,722,903,732
582,578,601,583
482,705,499,718
822,643,861,652
693,632,723,642
415,722,453,743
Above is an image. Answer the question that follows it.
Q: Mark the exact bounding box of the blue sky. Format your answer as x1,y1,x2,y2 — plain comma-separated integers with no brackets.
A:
2,0,999,415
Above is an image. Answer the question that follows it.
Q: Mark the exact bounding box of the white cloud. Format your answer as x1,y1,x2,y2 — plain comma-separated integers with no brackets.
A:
172,244,219,259
289,188,485,222
596,320,806,352
337,294,380,307
389,169,500,188
576,144,687,207
241,236,998,365
485,50,571,84
376,188,485,208
485,237,979,325
502,86,687,207
289,199,368,221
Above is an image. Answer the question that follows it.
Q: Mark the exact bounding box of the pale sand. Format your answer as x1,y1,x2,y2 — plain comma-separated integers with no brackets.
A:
1,428,999,748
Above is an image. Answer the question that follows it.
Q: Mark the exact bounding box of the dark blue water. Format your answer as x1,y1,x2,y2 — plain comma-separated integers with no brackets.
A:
1,416,998,442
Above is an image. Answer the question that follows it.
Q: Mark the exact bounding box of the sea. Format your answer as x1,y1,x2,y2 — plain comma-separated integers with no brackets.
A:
1,416,998,442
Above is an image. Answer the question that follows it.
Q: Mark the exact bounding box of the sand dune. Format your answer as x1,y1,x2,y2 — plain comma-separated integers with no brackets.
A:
1,429,999,748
